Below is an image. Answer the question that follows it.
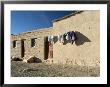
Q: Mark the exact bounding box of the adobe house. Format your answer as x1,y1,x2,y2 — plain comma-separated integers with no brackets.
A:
11,10,100,67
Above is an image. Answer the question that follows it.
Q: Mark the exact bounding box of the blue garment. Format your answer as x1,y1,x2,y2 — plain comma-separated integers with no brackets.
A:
67,32,71,41
66,31,76,44
70,31,75,44
71,31,75,40
70,31,74,38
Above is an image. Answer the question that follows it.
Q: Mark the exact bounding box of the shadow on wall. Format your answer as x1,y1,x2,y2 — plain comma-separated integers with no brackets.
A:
75,31,91,46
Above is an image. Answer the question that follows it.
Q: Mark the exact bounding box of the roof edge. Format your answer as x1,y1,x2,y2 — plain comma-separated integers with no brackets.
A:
52,11,83,22
11,27,53,36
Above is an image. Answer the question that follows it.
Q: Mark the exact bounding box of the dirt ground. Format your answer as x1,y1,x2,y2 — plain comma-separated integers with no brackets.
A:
11,61,100,77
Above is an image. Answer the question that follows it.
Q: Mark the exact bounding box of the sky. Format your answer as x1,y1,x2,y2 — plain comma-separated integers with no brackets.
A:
11,11,74,35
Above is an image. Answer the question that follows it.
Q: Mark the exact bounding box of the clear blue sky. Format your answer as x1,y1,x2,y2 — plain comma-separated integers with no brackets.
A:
11,11,74,35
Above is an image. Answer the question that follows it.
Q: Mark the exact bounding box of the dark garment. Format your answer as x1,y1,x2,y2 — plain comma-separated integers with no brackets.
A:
70,31,75,39
67,32,71,41
67,31,76,44
71,31,75,44
63,33,67,41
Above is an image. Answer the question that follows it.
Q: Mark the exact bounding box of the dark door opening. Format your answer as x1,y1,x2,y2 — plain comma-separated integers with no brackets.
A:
44,37,53,60
21,40,25,58
44,37,49,60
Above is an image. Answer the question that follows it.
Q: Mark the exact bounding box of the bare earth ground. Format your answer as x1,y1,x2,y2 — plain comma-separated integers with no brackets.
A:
11,61,100,77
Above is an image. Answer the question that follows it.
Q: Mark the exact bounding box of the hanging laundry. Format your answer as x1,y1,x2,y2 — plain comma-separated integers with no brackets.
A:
71,31,75,40
58,35,61,42
48,35,54,43
63,33,67,41
66,32,70,41
61,35,64,43
58,34,64,43
70,31,75,44
51,35,54,43
48,31,77,44
48,35,51,42
66,34,68,40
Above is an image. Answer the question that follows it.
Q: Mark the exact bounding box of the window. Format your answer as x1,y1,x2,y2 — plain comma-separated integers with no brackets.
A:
13,40,17,48
31,38,36,47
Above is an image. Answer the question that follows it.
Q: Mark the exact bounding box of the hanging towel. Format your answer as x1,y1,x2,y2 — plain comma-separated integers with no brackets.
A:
71,31,75,44
48,35,51,42
66,34,68,40
60,35,64,43
67,31,71,41
66,32,70,41
71,31,75,41
58,35,63,43
63,33,67,41
51,35,54,43
58,35,61,41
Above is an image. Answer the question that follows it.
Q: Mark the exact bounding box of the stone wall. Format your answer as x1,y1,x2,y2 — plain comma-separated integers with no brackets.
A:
11,28,53,61
11,35,22,58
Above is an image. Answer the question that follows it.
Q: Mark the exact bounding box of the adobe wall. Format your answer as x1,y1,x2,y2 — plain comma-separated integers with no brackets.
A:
52,11,100,67
11,28,53,61
11,35,22,58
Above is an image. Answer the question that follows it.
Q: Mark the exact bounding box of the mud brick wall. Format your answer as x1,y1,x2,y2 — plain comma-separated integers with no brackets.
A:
11,28,52,61
11,35,22,58
52,11,100,67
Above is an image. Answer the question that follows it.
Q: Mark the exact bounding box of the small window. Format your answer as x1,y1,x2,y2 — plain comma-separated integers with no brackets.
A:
31,38,36,47
13,40,17,48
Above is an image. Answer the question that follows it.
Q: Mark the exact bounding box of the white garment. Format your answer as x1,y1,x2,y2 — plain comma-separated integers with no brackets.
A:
48,35,51,42
66,33,69,40
71,33,75,41
58,35,60,41
61,35,64,43
51,35,54,42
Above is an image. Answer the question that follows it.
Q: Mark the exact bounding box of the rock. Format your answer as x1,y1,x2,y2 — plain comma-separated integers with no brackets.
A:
23,56,42,63
11,56,23,61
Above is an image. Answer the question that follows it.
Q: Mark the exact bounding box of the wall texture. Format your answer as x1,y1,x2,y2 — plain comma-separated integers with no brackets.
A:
11,28,53,61
52,11,100,66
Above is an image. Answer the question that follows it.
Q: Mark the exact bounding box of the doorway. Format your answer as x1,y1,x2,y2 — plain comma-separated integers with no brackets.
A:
48,42,53,58
21,39,25,58
44,37,53,60
44,37,49,60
